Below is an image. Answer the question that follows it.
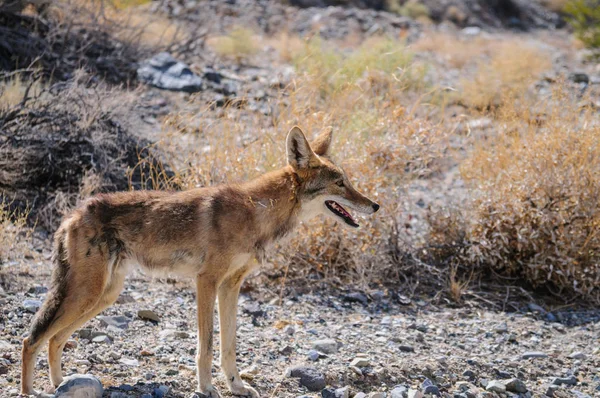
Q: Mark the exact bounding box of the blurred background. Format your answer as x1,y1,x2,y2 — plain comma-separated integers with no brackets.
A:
0,0,599,397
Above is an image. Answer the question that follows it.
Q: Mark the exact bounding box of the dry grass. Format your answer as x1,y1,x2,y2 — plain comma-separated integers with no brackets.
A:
0,74,46,108
208,27,260,63
455,40,552,110
413,32,491,69
0,200,34,268
458,86,600,301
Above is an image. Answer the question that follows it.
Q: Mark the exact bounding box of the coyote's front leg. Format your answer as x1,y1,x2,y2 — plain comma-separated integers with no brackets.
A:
196,275,221,398
218,266,259,397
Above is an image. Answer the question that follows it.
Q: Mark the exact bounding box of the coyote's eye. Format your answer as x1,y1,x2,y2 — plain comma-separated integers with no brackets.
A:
336,180,344,187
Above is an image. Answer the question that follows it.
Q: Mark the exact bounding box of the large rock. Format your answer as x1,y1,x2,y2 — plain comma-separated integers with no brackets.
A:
55,374,103,398
137,53,203,92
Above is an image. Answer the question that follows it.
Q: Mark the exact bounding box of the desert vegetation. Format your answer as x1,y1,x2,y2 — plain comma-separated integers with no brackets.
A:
1,0,599,396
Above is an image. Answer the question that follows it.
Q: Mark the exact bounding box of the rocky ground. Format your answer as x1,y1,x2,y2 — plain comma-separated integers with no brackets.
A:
1,252,600,398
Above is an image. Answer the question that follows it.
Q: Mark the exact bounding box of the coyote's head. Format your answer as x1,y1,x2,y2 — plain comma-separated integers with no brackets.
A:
287,126,380,228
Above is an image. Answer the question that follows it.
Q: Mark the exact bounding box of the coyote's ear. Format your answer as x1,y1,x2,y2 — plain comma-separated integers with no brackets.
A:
311,126,333,157
287,126,317,169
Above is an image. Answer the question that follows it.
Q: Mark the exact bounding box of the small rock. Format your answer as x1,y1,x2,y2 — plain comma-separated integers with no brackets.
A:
569,351,586,360
505,378,527,393
355,394,367,398
343,292,368,305
243,302,264,317
391,385,408,398
570,73,590,84
335,386,350,398
486,381,506,393
407,389,424,398
493,322,508,333
97,315,130,330
279,345,294,355
55,374,103,398
23,299,42,313
288,366,326,391
527,303,546,313
545,385,558,397
308,350,320,361
91,335,111,344
137,309,160,322
118,358,139,367
240,365,259,381
521,351,548,359
462,26,481,36
312,339,339,354
159,329,190,340
552,376,577,386
367,393,385,398
462,370,476,380
110,393,128,398
350,357,370,367
137,53,203,92
284,325,295,335
398,345,415,353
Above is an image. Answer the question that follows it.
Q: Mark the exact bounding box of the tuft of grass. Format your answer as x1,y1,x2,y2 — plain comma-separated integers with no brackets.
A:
0,200,32,265
387,0,431,22
413,32,490,69
456,40,552,110
0,75,46,109
208,27,260,63
292,36,425,99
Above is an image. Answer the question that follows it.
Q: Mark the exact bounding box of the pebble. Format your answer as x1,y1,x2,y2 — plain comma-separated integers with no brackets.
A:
398,345,415,352
22,299,42,313
97,315,130,330
407,389,424,398
505,378,527,393
119,357,139,367
486,380,506,393
493,322,508,333
137,309,160,322
350,357,370,367
521,351,548,359
545,385,559,397
552,375,577,386
288,365,326,391
391,385,408,398
569,351,586,360
55,374,103,398
308,349,320,361
312,338,339,354
284,325,295,335
91,335,111,344
343,291,368,305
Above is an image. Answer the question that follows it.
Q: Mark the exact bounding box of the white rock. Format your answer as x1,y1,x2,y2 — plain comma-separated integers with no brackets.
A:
350,357,370,367
55,374,103,398
407,389,423,398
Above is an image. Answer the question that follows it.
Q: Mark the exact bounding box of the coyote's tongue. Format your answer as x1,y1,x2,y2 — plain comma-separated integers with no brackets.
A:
325,200,359,228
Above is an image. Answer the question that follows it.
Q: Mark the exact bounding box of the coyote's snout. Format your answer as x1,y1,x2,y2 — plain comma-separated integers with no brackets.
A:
21,126,379,397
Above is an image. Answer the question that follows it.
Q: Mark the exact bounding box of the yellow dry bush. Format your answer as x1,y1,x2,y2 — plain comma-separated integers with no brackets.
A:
457,40,552,109
208,27,260,63
461,87,600,301
413,32,491,69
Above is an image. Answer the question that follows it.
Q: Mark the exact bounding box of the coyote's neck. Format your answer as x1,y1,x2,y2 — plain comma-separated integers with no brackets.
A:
242,166,302,258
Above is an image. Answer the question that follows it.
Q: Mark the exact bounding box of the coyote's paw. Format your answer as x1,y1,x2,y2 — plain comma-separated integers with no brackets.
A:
192,385,222,398
230,383,259,398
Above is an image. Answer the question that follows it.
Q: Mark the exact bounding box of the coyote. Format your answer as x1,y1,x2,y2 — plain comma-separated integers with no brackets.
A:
21,126,379,397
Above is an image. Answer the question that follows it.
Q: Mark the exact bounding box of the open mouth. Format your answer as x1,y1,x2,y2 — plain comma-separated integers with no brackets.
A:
325,200,359,228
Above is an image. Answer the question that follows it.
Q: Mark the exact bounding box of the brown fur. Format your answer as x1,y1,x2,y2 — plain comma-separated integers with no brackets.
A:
21,126,379,397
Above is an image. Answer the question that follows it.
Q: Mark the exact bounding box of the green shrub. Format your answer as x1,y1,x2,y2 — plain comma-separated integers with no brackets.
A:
564,0,600,49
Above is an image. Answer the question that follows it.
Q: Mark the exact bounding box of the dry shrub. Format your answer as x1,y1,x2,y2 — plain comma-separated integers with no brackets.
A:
208,27,260,63
457,87,600,301
456,40,552,110
0,73,169,230
413,32,490,69
292,36,425,99
0,200,32,265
